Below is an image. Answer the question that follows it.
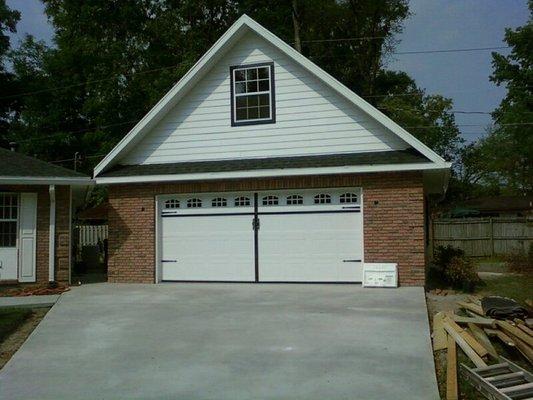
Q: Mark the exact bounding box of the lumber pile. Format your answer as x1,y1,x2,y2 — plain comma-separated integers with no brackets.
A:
432,296,533,399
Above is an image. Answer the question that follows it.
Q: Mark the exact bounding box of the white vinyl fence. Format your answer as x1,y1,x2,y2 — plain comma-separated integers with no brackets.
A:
75,224,108,247
431,217,533,257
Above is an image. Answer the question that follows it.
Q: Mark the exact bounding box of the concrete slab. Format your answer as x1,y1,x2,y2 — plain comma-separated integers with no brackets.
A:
0,283,439,400
0,294,59,308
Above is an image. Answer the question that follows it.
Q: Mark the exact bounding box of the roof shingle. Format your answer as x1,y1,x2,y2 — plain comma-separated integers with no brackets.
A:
0,147,89,178
100,149,430,178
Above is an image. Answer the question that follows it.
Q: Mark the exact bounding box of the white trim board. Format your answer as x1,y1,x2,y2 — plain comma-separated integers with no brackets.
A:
94,14,448,177
95,162,452,185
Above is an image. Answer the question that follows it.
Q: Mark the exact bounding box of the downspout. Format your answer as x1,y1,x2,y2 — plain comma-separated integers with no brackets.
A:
49,185,56,282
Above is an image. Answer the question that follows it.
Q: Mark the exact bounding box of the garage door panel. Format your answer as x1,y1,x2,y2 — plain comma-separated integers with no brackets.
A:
161,215,255,281
258,212,362,282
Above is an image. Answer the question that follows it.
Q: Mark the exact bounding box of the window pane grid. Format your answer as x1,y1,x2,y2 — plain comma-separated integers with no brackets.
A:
212,197,227,207
234,197,251,207
262,196,279,206
0,194,17,247
186,198,202,208
232,64,273,123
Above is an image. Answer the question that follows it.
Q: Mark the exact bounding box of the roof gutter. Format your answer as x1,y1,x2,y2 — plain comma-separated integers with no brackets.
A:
95,162,452,185
0,177,94,185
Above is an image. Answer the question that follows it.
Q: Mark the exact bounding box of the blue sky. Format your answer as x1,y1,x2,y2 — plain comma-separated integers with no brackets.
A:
6,0,530,142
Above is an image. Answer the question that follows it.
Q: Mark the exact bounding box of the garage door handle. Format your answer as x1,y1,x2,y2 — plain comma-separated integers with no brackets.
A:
342,259,362,262
161,259,177,263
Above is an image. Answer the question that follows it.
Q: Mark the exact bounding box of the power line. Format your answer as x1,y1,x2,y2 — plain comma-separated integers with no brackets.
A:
14,119,140,144
378,105,493,115
0,44,516,101
301,36,388,43
50,153,106,164
362,85,532,99
394,46,510,55
0,63,186,101
13,119,533,147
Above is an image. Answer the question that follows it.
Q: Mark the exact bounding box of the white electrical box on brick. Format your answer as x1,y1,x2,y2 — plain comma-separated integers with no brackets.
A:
362,263,398,288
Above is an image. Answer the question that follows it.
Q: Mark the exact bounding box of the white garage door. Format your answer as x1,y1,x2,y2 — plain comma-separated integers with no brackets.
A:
159,189,363,282
160,193,255,281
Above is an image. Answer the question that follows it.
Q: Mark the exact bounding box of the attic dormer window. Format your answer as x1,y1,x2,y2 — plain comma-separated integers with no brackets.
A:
230,62,275,126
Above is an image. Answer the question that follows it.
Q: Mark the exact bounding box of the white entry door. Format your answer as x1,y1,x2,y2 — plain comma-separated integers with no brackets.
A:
160,193,255,281
258,189,363,282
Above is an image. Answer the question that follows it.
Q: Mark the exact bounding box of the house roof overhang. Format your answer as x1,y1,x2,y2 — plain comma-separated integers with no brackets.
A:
0,147,93,186
95,150,452,194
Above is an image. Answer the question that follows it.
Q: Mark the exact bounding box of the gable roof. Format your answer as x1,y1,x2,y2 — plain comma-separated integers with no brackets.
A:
0,147,92,185
94,14,450,177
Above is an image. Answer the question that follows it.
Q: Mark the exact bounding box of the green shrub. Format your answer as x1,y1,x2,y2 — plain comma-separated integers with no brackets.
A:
432,245,481,292
503,243,533,273
445,256,480,292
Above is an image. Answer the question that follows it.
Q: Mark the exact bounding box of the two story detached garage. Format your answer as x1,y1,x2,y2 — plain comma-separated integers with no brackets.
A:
94,15,451,286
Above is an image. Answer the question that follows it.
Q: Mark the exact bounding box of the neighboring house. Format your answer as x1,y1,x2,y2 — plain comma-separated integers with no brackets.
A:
0,147,92,284
94,15,451,286
449,196,533,218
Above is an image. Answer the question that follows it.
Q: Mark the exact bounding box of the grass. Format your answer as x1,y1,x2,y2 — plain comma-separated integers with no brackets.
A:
476,274,533,303
0,308,32,344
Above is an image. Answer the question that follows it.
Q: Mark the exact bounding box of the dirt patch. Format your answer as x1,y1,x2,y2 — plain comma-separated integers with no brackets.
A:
0,308,49,370
426,289,470,316
0,285,69,297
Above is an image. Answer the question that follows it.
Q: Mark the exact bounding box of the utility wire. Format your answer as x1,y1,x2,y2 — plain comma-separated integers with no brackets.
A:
50,153,107,164
14,119,140,144
394,46,510,55
361,85,532,99
13,120,532,147
0,45,515,101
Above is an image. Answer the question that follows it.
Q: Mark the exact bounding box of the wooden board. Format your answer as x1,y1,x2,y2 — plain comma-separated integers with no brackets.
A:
496,321,533,347
433,312,447,351
485,328,516,347
517,323,533,337
446,334,458,400
457,301,484,316
506,332,533,364
468,322,498,359
444,323,487,368
453,315,496,327
444,317,489,357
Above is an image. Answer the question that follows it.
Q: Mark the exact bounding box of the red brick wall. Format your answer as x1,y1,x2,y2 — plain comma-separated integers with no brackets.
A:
108,172,425,285
0,185,71,284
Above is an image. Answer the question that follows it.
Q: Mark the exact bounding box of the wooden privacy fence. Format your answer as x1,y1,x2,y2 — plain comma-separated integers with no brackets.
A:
431,217,533,257
75,224,108,247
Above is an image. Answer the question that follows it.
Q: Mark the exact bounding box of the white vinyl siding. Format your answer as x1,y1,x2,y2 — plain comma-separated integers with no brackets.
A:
122,32,408,165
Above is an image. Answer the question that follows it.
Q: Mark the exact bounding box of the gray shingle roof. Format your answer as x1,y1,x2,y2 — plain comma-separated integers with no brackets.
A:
0,147,89,178
100,149,430,178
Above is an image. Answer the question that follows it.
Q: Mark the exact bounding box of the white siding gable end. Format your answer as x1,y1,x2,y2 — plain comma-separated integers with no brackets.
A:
122,32,409,165
95,15,450,177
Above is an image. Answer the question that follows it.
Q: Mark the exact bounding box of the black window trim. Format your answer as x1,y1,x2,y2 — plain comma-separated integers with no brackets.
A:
230,61,276,127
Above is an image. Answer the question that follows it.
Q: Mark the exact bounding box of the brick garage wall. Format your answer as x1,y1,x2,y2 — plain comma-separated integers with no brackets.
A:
108,171,425,286
0,185,71,284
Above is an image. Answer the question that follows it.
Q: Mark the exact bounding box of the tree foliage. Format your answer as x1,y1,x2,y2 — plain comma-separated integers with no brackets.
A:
480,1,533,193
0,0,20,147
5,0,460,175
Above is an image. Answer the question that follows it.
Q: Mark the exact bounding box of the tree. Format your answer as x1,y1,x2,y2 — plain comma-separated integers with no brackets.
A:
482,1,532,193
7,0,463,174
0,0,20,147
373,70,463,162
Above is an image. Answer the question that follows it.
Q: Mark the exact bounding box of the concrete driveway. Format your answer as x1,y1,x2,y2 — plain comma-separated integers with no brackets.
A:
0,283,439,400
